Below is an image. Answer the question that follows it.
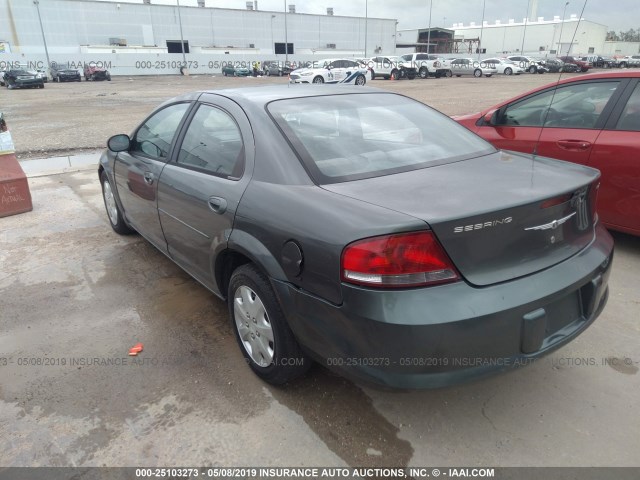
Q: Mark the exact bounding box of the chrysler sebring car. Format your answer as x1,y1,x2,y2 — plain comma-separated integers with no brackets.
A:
454,71,640,236
99,85,612,388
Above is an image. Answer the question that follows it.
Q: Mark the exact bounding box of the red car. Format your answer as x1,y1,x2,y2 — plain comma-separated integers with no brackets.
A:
559,56,591,72
454,71,640,236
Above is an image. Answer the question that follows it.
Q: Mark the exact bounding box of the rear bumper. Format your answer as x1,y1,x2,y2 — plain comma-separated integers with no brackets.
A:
273,223,613,389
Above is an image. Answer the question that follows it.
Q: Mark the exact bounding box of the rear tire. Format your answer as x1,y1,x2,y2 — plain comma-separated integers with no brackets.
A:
445,70,453,78
474,69,482,78
229,264,311,385
390,69,399,80
100,171,135,235
504,67,513,75
419,67,429,79
529,65,537,73
355,74,366,86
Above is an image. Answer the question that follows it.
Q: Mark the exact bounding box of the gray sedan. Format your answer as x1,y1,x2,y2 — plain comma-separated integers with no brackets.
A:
99,85,612,388
450,58,498,77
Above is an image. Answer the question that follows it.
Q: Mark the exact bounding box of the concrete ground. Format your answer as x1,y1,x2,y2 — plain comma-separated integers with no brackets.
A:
1,73,639,467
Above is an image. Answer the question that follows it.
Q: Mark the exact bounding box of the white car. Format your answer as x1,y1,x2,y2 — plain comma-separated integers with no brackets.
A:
366,56,417,80
449,58,497,77
482,58,524,75
289,59,371,85
506,55,546,73
400,53,452,78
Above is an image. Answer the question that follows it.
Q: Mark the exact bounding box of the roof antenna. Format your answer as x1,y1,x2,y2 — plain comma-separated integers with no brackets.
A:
532,0,588,157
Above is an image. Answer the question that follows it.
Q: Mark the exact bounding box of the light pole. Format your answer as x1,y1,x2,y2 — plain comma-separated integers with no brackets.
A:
271,14,276,54
478,0,486,60
33,0,51,69
364,0,368,58
284,0,288,64
176,0,187,65
427,0,433,54
521,0,531,55
558,2,569,56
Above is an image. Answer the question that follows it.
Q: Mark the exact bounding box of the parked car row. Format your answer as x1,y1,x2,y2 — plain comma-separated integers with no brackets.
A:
1,63,111,88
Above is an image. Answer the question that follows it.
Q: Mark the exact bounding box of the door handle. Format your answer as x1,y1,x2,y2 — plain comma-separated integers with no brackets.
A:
556,140,592,151
143,172,154,185
208,196,227,214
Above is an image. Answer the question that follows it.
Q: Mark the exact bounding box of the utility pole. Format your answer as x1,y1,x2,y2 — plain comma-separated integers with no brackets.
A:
33,1,51,69
478,0,486,60
427,0,433,54
521,0,531,55
364,0,368,58
176,0,187,65
284,0,288,64
558,2,569,56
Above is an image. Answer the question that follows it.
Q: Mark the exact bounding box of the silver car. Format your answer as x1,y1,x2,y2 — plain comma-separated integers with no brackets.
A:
450,58,497,77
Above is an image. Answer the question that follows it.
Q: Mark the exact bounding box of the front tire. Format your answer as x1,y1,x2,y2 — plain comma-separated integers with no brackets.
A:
312,75,324,84
529,65,537,73
390,69,399,80
355,74,366,86
473,69,482,78
504,67,513,75
445,70,453,78
100,171,135,235
419,67,429,79
229,264,311,385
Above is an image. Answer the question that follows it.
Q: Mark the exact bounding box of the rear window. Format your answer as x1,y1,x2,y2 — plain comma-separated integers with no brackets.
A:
267,93,495,184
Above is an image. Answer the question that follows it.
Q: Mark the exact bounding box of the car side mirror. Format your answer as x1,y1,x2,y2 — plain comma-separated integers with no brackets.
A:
483,109,499,126
108,134,130,152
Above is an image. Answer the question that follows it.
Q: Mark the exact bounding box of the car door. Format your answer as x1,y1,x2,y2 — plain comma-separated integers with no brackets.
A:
328,60,346,82
342,60,360,81
157,95,254,294
450,59,463,75
588,79,640,234
477,79,623,166
113,102,192,252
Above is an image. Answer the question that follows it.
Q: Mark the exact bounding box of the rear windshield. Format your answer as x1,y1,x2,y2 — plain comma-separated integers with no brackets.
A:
267,93,495,184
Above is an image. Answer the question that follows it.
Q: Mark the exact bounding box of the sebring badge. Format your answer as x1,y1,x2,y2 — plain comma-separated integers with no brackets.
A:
524,212,576,231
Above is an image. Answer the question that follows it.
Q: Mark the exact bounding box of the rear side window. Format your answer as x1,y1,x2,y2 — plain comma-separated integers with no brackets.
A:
176,104,244,179
615,83,640,131
268,93,495,184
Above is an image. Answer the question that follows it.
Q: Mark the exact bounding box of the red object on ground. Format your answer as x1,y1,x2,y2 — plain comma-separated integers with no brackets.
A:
0,153,33,218
128,343,144,356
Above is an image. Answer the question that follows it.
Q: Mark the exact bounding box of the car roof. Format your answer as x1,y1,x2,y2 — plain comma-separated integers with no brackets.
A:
165,85,390,109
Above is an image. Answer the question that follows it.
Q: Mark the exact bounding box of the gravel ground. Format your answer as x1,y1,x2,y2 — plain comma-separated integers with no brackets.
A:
1,72,585,159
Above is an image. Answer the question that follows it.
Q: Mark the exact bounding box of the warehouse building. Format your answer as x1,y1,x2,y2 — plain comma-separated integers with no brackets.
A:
0,0,397,74
452,15,608,57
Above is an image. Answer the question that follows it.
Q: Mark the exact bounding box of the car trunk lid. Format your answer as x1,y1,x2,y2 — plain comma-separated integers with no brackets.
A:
322,151,600,286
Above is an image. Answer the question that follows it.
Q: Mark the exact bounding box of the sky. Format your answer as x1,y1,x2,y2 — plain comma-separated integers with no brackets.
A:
198,0,638,32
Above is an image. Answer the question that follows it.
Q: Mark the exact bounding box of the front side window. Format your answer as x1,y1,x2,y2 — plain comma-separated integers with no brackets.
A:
176,104,244,178
268,93,495,184
498,81,620,128
615,83,640,131
131,103,190,159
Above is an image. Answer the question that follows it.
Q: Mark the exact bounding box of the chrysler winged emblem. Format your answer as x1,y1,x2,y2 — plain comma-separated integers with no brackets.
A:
524,212,576,231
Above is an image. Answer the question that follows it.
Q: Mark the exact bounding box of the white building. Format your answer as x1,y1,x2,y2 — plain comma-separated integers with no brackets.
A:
452,15,608,57
0,0,397,74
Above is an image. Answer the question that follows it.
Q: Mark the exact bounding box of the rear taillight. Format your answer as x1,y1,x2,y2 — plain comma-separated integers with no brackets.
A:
341,231,460,288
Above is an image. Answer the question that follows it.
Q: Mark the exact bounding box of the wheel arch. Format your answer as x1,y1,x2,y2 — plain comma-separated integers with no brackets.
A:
215,230,287,300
